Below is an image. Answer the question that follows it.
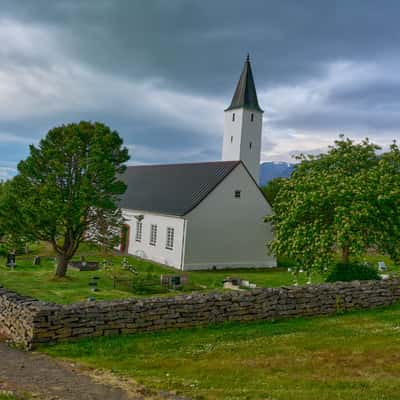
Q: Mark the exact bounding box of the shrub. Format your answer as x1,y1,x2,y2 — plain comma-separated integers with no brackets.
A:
326,262,381,282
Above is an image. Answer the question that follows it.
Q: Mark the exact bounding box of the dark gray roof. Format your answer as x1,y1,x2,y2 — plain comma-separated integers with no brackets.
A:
119,161,241,216
225,55,263,113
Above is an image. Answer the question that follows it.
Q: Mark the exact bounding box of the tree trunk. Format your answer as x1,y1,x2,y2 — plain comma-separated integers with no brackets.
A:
342,246,350,265
55,254,70,278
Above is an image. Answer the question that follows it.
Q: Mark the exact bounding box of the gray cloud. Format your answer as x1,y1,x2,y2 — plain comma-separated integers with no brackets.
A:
0,0,399,173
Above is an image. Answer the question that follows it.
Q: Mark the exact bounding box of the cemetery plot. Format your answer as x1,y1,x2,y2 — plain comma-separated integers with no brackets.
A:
0,242,398,304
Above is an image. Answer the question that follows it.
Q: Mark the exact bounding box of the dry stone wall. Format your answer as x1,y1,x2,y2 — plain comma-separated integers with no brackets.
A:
1,278,400,349
0,287,44,348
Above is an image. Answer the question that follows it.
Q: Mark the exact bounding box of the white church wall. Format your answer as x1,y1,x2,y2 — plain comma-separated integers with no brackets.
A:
239,109,263,182
122,209,186,269
183,163,276,270
222,108,263,183
222,108,244,162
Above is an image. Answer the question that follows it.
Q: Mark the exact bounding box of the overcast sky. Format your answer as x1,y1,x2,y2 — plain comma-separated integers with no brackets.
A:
1,0,400,180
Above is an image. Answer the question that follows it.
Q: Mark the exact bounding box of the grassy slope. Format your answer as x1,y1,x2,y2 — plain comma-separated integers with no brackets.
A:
0,394,24,400
0,242,397,304
0,260,315,303
0,243,339,304
41,304,400,400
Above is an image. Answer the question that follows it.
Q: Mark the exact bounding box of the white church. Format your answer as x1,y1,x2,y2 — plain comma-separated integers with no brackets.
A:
119,56,276,270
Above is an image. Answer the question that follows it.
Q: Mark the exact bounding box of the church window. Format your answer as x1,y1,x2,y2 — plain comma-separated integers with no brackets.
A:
251,113,254,122
234,190,241,198
230,136,233,143
150,224,157,246
166,227,174,250
135,221,143,242
249,141,252,149
232,113,235,122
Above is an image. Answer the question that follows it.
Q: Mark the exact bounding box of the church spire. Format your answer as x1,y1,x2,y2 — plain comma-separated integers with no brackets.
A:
225,54,263,113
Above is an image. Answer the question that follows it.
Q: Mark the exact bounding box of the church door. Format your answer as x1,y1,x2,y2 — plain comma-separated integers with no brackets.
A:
120,224,130,253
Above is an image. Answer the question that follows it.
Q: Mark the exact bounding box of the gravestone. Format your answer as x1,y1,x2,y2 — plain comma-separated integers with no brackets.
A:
378,261,388,272
6,253,16,269
69,260,99,271
33,256,41,266
89,276,100,292
160,274,189,288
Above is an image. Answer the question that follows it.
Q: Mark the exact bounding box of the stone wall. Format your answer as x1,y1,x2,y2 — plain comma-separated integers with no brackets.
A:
1,279,400,349
0,287,43,348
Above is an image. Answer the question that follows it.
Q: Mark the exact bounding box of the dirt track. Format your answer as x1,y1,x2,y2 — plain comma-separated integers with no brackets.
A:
0,342,188,400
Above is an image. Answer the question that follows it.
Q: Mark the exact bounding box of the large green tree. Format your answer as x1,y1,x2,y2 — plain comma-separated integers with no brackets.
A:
267,136,399,273
372,142,400,263
2,121,129,277
262,177,287,206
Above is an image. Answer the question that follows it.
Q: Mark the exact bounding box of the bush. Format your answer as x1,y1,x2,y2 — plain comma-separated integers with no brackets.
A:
326,263,381,282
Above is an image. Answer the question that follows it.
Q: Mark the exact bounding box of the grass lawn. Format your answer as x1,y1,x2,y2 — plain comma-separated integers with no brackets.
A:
0,242,398,304
40,303,400,400
0,393,25,400
0,243,316,303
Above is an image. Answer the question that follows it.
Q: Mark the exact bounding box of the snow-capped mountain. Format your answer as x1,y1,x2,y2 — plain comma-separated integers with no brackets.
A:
259,162,294,187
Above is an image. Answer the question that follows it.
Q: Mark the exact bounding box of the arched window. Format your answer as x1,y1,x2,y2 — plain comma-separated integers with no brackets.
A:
250,113,254,122
232,113,235,122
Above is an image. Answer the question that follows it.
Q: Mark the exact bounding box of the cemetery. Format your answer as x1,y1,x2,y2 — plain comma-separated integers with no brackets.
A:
1,242,396,304
0,242,396,305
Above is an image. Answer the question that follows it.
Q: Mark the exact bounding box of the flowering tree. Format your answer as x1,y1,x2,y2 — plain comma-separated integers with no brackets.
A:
267,136,399,274
372,142,400,263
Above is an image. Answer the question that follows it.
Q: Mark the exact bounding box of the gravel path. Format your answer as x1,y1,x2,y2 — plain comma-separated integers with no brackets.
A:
0,342,188,400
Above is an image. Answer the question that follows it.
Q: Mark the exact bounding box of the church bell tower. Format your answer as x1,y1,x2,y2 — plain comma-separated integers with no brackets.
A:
222,55,263,183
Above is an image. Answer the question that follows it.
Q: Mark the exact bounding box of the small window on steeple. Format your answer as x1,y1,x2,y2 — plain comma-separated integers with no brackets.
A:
230,136,233,143
249,141,252,149
251,113,254,122
232,113,235,122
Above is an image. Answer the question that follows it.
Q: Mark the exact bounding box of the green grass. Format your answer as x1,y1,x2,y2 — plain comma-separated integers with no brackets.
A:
0,393,25,400
40,303,400,400
0,242,398,304
0,243,320,304
0,247,175,303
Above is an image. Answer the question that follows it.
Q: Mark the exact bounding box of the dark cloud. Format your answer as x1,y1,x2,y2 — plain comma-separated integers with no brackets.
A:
0,0,400,173
3,0,400,93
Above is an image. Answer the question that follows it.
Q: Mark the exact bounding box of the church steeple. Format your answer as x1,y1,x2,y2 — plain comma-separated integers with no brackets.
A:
222,55,263,183
225,54,263,113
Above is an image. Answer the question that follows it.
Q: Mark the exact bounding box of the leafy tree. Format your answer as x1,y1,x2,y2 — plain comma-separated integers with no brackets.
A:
262,177,286,206
2,121,129,277
372,142,400,263
0,180,32,254
266,136,399,274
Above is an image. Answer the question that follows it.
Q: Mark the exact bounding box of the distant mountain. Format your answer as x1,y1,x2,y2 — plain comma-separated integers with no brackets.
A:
259,162,295,187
